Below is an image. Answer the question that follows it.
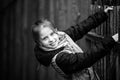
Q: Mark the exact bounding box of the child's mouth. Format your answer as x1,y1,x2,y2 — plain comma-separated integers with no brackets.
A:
50,41,56,46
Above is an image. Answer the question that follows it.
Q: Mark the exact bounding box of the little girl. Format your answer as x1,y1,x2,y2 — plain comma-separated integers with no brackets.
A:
32,6,119,80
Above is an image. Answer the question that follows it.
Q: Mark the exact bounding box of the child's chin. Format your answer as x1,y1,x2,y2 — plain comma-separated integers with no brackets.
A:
52,45,57,48
51,45,58,49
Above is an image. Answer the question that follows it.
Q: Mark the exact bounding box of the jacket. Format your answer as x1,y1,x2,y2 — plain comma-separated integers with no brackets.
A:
34,10,116,80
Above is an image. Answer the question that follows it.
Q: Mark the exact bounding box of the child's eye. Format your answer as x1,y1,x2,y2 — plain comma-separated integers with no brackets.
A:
51,32,55,36
42,37,48,41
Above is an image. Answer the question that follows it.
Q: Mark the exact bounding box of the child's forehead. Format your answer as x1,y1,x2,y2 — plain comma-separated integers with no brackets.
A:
40,25,53,31
38,24,54,32
39,22,55,31
42,20,52,26
39,27,54,38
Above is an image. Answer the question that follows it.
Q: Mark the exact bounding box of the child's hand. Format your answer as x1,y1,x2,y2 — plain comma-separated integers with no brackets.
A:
112,33,118,42
104,6,113,13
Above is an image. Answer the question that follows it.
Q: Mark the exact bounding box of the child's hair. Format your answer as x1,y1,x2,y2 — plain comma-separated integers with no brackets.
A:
31,18,56,43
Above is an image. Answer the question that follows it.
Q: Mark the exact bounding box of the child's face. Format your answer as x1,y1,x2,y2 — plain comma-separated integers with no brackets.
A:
39,26,59,49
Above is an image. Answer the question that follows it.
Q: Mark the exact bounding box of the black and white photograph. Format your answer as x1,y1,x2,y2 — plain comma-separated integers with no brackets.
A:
1,0,120,80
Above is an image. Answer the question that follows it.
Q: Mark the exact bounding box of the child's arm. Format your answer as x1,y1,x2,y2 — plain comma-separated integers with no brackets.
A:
56,36,116,74
65,6,113,42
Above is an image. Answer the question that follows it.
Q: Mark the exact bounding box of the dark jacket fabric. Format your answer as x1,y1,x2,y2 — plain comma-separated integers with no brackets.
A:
34,10,116,75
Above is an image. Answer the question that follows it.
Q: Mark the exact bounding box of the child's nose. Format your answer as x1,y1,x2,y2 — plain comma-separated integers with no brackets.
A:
49,36,54,42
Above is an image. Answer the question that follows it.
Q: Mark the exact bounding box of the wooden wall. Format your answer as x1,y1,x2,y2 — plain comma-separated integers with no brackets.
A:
1,0,120,80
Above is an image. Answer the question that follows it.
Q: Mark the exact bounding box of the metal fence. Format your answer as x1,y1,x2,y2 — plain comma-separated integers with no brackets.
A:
90,1,120,79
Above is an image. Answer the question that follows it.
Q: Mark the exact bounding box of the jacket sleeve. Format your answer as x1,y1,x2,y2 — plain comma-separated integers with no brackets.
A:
34,45,64,67
64,11,108,41
55,36,116,75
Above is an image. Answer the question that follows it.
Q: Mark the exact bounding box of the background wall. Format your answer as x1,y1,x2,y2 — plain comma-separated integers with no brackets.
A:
1,0,120,80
